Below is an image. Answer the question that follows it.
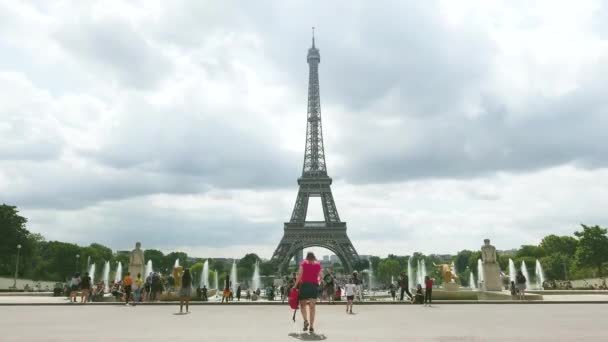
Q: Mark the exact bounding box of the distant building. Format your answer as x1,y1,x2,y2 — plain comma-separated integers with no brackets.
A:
330,255,339,264
323,255,330,262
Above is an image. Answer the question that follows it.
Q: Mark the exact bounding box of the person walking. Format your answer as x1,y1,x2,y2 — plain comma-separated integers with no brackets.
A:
236,285,242,302
389,283,396,301
80,272,91,303
515,270,527,300
296,252,322,334
179,268,192,314
424,275,434,307
202,285,208,301
352,271,363,302
398,272,412,301
123,272,133,305
344,278,356,314
69,273,81,303
134,273,143,304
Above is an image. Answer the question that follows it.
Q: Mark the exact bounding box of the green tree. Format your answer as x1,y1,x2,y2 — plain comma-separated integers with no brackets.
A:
0,204,31,276
144,249,164,272
238,253,261,280
163,252,188,273
377,259,400,284
574,224,608,276
353,259,369,272
453,250,473,278
190,262,205,286
516,245,546,259
540,235,578,257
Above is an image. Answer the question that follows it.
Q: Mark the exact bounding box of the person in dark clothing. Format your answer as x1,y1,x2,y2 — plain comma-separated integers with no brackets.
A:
202,285,208,301
236,285,242,301
80,272,91,303
412,284,424,304
179,268,192,313
424,276,434,306
398,272,413,301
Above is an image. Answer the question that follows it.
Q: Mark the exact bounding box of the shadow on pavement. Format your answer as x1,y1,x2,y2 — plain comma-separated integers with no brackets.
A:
288,332,327,340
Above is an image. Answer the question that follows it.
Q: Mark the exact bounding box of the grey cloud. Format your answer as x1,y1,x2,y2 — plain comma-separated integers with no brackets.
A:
54,16,172,88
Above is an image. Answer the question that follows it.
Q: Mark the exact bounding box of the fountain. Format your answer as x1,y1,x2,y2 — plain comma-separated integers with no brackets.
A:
416,260,422,286
508,258,516,285
230,260,238,294
535,259,545,290
174,259,180,268
252,260,261,291
201,260,209,288
391,275,394,286
213,270,219,297
469,272,476,289
88,263,96,284
477,259,484,289
521,260,531,290
114,261,123,283
407,257,413,289
145,260,153,278
102,261,110,292
421,259,427,284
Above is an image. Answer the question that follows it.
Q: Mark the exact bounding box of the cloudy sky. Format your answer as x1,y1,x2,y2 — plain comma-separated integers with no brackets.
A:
1,1,607,258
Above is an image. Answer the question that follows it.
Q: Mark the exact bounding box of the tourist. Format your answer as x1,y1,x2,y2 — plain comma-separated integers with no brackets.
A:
323,269,335,304
80,272,91,303
344,278,356,314
510,281,517,298
202,285,208,301
246,289,251,301
133,273,143,304
179,268,192,314
389,283,396,301
424,275,434,307
412,284,424,304
69,273,81,303
123,272,133,305
144,273,152,301
334,285,342,302
222,275,231,303
236,285,242,301
296,252,322,334
398,272,412,301
515,270,527,300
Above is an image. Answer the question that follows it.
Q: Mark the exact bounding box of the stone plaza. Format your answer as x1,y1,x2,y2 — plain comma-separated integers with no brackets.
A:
1,303,607,341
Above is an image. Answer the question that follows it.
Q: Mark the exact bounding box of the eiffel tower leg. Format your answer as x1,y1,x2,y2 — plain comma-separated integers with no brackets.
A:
290,190,309,222
321,191,340,222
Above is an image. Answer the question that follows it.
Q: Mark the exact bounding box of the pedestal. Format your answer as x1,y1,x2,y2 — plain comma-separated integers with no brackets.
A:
444,282,459,292
482,262,502,291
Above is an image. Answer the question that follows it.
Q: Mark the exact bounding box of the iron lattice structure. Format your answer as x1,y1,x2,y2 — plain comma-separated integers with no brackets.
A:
271,31,359,273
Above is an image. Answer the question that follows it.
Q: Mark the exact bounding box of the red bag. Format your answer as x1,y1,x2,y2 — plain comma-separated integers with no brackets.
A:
288,287,300,310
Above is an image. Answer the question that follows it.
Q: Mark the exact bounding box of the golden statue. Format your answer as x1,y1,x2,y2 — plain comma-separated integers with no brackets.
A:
173,266,184,288
434,262,459,284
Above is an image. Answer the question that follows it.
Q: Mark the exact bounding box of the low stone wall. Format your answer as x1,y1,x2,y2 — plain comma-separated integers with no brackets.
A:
569,278,607,289
0,277,57,291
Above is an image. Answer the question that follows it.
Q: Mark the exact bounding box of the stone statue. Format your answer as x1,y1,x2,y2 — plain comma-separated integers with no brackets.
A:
128,242,145,278
480,239,501,291
434,263,459,284
481,239,497,264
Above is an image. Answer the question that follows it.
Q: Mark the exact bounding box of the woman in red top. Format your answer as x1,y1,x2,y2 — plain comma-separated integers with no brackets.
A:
296,252,322,334
424,275,434,307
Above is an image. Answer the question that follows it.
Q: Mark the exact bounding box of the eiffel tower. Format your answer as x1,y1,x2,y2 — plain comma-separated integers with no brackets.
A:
271,29,359,272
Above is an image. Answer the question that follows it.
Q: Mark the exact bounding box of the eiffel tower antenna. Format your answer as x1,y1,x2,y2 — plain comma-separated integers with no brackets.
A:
271,30,360,273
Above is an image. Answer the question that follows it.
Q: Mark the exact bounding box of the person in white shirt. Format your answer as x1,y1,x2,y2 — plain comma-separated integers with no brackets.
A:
344,278,356,314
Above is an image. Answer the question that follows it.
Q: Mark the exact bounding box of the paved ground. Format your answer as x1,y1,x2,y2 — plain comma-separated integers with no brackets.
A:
1,304,606,341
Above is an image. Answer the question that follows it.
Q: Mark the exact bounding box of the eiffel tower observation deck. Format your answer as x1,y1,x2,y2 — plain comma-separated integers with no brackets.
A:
271,29,360,272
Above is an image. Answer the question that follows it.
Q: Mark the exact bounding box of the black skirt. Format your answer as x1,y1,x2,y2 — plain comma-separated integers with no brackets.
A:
299,282,319,300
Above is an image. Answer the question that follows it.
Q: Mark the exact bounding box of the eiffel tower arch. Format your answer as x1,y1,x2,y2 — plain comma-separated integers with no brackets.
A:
271,29,359,273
